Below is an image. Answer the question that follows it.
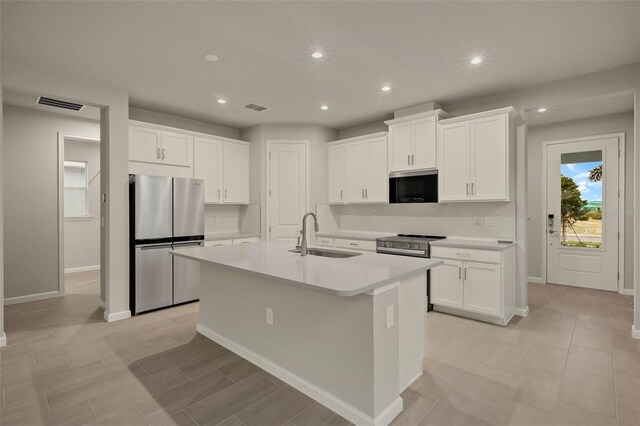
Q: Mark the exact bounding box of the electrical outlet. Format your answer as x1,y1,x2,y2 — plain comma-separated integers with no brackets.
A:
485,216,500,227
474,217,485,226
215,215,222,223
386,305,394,329
265,307,274,326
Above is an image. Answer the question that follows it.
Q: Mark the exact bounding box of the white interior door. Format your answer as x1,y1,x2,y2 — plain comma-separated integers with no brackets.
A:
546,137,619,291
268,141,307,244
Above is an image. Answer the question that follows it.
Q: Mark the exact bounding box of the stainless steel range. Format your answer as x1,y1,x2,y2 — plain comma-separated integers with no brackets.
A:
376,234,445,311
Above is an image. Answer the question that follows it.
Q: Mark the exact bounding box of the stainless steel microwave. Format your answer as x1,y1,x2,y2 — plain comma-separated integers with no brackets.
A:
389,169,438,203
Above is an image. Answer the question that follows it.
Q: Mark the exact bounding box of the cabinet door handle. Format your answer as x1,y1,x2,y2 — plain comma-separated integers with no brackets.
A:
471,183,475,195
217,189,221,199
466,183,469,195
464,267,467,280
458,266,462,279
340,189,343,199
411,154,415,165
365,188,368,198
156,148,161,159
362,188,364,199
349,242,359,246
224,189,228,200
162,148,166,160
408,155,411,165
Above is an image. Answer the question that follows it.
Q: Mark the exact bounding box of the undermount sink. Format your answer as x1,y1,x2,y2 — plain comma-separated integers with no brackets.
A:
289,248,362,259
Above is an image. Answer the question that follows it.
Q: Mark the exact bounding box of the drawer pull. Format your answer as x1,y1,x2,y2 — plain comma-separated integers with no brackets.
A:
456,252,471,257
349,243,359,246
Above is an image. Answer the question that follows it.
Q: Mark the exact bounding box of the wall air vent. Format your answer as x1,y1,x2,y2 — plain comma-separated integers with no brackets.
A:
243,103,269,112
36,96,85,111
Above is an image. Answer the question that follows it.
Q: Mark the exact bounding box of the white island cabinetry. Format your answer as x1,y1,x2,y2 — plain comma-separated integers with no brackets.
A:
171,242,442,426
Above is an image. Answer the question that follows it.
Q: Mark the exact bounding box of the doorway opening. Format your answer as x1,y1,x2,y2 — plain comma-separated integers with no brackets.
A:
543,134,625,292
265,140,310,244
58,134,103,307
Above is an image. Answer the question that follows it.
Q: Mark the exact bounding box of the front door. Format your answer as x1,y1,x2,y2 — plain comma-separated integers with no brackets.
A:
267,141,307,244
546,136,619,291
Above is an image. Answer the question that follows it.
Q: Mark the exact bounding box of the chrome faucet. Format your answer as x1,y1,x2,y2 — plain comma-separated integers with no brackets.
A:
297,212,319,256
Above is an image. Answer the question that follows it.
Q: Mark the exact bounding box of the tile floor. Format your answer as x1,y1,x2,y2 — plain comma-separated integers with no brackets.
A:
0,273,638,426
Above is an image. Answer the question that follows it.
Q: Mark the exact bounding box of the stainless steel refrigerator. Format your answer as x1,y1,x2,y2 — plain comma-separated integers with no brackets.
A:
129,174,204,314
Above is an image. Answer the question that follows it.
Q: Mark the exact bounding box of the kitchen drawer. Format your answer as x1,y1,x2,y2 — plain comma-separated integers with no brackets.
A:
431,246,500,264
205,240,233,247
317,237,334,247
233,237,260,244
335,238,376,252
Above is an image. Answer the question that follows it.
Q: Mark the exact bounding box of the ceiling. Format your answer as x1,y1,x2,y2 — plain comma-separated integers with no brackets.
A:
2,1,639,130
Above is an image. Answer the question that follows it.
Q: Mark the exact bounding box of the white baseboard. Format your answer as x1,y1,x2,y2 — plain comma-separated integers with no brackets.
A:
514,306,530,317
4,291,60,305
197,323,403,426
632,325,640,340
103,310,131,322
620,288,635,296
527,276,544,284
0,332,6,348
64,265,100,274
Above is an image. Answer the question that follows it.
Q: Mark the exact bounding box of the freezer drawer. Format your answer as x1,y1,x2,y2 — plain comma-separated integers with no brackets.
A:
173,241,204,304
134,244,174,313
134,175,173,241
173,178,205,239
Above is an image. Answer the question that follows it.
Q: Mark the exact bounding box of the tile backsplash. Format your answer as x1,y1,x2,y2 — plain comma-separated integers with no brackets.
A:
317,202,515,240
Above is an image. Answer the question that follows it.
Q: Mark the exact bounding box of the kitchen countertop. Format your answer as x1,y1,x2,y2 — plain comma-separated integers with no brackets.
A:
430,238,515,251
171,241,442,297
316,230,394,241
205,232,261,241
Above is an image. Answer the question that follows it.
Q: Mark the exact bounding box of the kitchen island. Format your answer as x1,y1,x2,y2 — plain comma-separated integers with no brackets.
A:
171,242,442,426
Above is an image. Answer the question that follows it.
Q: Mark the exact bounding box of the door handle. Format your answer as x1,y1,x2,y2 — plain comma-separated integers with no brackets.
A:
458,266,461,279
224,189,228,200
464,267,467,280
411,154,415,165
365,188,368,198
471,183,475,195
156,148,160,159
466,183,469,195
217,189,221,199
162,148,166,160
408,155,411,165
340,189,343,199
362,188,365,199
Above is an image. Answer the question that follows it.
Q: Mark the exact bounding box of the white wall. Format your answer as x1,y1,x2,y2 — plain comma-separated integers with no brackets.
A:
64,139,101,271
240,123,338,240
3,105,100,299
3,60,130,322
527,112,635,289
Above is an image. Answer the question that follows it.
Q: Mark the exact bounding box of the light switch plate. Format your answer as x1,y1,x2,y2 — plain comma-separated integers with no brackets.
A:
386,305,394,329
266,307,274,326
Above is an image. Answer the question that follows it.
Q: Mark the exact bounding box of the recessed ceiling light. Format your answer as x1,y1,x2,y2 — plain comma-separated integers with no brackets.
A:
217,99,226,104
381,86,391,92
204,54,219,62
470,57,483,65
320,105,329,110
311,51,323,59
538,107,547,113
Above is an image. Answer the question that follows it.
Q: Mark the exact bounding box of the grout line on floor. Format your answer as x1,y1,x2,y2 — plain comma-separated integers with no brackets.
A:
43,393,51,414
183,408,200,426
87,399,99,420
136,405,151,425
136,361,152,377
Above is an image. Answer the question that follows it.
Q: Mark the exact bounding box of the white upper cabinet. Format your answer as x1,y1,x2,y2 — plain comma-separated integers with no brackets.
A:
161,131,192,167
327,145,346,203
327,132,388,204
438,107,515,202
129,125,192,167
129,126,162,163
385,110,448,173
193,137,223,203
222,141,250,204
129,122,250,204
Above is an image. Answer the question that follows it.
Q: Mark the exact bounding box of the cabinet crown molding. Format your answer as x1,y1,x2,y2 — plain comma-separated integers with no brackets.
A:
384,109,449,126
327,131,388,146
129,119,249,145
438,106,518,125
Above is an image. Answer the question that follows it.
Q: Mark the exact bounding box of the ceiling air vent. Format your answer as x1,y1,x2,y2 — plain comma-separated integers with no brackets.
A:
36,96,85,111
243,103,268,112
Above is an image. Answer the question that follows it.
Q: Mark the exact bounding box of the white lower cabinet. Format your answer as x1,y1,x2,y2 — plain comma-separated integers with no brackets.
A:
314,237,376,252
431,245,515,325
430,260,464,309
204,237,260,247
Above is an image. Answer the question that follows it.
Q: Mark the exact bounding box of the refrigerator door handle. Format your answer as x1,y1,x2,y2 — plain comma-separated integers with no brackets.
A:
139,244,173,250
173,241,204,248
